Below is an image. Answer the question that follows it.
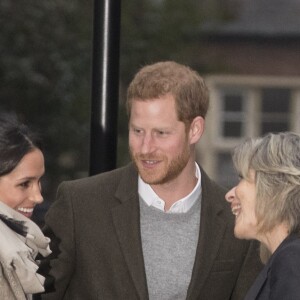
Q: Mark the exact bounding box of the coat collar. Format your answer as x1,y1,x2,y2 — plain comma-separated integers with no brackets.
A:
186,168,227,299
244,234,300,300
111,163,149,299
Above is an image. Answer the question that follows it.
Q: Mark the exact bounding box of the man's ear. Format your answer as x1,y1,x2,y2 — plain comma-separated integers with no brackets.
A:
189,116,205,144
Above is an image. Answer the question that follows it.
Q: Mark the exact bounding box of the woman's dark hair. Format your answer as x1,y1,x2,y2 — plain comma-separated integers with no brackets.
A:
0,112,43,176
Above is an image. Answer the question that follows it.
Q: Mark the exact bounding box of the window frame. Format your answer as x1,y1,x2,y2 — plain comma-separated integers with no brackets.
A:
197,74,300,187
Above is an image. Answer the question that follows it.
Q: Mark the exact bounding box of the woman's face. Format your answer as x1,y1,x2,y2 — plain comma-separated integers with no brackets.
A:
0,148,45,218
225,170,259,240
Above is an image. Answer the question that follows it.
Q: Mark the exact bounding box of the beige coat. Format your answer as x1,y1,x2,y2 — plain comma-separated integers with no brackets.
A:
0,202,51,300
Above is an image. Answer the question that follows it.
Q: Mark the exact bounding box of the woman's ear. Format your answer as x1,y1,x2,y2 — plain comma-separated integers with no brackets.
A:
189,116,205,144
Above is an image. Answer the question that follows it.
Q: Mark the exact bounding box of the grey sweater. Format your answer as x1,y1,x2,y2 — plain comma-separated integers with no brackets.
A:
140,198,201,300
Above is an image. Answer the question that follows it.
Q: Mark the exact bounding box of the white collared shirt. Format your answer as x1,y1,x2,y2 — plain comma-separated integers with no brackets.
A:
138,163,202,213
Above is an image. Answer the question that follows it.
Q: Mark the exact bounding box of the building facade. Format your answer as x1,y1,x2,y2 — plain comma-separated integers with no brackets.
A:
195,0,300,187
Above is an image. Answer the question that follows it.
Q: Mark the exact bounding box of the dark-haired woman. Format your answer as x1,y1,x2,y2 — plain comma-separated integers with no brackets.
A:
0,112,51,300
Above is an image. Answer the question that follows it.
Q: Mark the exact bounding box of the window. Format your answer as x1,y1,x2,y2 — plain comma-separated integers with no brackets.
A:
260,88,290,134
198,75,300,188
222,92,245,137
216,152,239,188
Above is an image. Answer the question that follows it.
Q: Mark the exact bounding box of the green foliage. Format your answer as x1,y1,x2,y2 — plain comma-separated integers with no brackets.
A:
0,0,93,205
0,0,213,212
120,0,205,83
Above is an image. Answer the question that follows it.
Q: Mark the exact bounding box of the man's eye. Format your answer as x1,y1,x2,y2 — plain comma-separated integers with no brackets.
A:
133,128,143,135
156,130,169,136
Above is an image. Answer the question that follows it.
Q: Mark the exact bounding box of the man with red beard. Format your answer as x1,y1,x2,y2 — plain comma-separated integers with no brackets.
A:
40,61,262,300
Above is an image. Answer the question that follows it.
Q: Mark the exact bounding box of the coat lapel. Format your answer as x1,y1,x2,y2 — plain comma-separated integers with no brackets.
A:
111,164,148,300
245,235,299,300
187,169,228,299
110,165,228,300
244,266,268,300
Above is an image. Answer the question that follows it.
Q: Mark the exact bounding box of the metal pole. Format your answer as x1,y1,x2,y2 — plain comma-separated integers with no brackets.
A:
89,0,121,175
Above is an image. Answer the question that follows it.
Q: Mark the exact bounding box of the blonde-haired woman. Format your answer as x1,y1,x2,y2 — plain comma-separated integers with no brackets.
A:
226,132,300,299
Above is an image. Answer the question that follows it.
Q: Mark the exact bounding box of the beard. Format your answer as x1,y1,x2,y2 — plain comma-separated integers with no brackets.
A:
130,145,191,185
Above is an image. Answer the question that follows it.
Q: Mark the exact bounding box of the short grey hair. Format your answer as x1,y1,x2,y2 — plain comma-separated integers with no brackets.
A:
232,132,300,235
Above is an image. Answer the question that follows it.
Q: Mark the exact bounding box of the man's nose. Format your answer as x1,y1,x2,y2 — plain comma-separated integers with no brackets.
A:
140,134,155,154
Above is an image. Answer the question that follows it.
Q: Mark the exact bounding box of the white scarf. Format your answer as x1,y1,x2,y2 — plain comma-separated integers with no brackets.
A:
0,201,51,296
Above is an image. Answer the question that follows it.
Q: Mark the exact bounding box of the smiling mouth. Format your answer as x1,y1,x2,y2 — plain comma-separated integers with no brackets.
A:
143,160,159,164
232,204,241,217
140,158,163,169
18,207,34,213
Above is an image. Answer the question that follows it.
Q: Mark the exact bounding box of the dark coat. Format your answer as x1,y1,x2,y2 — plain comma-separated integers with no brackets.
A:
40,163,262,300
244,235,300,300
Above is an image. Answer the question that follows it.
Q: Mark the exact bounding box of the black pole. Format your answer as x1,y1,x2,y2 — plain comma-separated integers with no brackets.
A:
89,0,121,175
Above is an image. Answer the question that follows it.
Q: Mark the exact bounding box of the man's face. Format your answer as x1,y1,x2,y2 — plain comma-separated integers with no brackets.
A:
129,94,192,185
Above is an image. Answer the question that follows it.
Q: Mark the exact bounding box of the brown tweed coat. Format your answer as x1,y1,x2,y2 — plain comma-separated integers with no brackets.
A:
40,163,262,300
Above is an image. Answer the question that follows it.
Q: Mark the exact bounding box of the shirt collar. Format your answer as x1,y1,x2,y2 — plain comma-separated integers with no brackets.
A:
138,163,202,213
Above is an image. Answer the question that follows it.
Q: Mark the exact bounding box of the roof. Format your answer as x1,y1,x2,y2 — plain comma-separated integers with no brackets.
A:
202,0,300,37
